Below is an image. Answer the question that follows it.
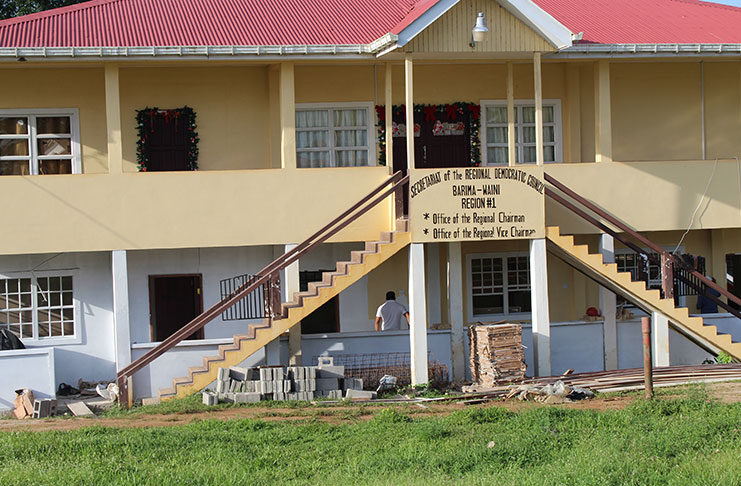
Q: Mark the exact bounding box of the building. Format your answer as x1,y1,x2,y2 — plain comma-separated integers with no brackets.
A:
1,0,741,407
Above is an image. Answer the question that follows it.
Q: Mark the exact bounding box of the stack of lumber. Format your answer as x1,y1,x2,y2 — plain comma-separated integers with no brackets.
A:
468,323,526,386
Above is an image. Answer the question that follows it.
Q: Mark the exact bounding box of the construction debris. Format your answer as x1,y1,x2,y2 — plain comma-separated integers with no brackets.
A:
468,323,526,387
508,381,595,403
66,401,94,417
211,357,365,404
317,352,449,390
32,399,58,418
13,389,34,419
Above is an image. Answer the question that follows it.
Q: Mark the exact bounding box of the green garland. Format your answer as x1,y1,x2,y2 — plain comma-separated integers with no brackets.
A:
375,102,481,167
136,106,199,171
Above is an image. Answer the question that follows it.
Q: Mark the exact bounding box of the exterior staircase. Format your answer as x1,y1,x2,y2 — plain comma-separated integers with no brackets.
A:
158,221,411,400
546,225,741,359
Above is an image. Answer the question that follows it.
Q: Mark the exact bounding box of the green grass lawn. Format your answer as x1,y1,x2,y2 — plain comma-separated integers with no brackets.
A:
1,387,740,485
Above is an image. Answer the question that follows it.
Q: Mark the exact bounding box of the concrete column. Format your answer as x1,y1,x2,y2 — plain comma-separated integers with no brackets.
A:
385,62,394,175
594,60,613,163
111,250,131,372
566,64,582,163
447,242,465,382
280,62,297,170
599,234,618,370
284,244,302,365
529,238,551,376
533,52,544,166
652,312,670,367
404,54,415,170
507,61,516,166
409,243,429,385
104,64,123,174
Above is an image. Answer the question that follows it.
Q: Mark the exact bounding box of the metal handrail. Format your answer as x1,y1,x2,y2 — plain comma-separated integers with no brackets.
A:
117,171,408,401
544,172,741,315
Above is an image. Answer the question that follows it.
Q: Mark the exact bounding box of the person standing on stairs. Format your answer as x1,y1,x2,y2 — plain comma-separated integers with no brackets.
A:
375,291,410,331
696,276,721,314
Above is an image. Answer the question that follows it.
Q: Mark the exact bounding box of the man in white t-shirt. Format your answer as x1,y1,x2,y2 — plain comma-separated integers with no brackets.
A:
375,291,410,331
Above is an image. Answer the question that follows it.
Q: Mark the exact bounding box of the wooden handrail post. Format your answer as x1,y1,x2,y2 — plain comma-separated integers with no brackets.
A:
661,253,674,301
642,316,653,399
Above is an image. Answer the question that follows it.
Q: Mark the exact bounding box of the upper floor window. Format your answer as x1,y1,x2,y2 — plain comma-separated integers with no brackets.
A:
481,100,562,165
296,103,374,168
0,110,81,176
468,253,531,317
0,275,75,340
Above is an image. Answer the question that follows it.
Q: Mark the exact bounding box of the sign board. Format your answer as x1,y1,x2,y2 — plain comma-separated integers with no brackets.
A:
409,166,545,243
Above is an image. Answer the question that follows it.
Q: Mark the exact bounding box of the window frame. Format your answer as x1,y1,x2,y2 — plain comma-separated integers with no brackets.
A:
467,252,532,321
295,102,376,169
0,108,82,176
0,271,80,345
479,99,563,166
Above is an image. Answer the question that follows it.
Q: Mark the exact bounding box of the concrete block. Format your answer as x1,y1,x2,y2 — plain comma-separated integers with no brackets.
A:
260,381,273,394
273,368,285,381
216,380,227,394
343,378,363,391
316,366,344,379
202,392,218,406
287,393,298,401
317,356,334,367
234,392,262,404
287,367,303,381
229,380,238,393
305,367,317,380
32,399,57,418
259,368,273,381
345,389,376,400
274,380,285,393
217,368,230,381
316,378,339,391
283,380,292,393
274,392,286,401
221,393,235,403
141,397,161,406
331,390,344,400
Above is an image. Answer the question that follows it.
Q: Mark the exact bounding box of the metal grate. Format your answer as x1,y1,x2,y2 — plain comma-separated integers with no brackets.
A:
219,274,268,321
313,352,449,389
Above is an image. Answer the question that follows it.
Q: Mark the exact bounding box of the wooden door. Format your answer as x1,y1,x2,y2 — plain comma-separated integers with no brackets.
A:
149,275,204,342
145,116,190,171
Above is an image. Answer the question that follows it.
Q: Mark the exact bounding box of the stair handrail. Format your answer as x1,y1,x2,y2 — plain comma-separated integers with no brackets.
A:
544,172,741,313
116,171,409,401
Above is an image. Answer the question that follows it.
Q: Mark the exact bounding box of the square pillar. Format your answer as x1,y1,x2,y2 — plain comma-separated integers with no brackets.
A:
409,243,428,385
404,54,415,171
284,244,302,365
529,238,551,376
507,62,516,166
105,64,123,174
280,62,297,170
447,242,465,382
112,250,131,372
652,312,670,367
533,52,544,166
594,61,613,163
599,234,618,370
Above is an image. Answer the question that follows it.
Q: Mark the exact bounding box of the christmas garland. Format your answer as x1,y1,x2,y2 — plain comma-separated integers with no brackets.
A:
375,102,481,167
136,106,199,171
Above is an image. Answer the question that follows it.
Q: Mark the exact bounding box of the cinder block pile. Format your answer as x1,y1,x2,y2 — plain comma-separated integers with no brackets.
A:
468,323,526,387
205,357,367,404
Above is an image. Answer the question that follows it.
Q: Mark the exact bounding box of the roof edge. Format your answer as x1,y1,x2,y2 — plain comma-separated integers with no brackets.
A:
394,0,460,48
553,43,741,58
496,0,572,50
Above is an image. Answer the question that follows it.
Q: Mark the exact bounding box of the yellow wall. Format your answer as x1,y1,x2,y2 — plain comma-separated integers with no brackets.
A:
611,62,703,161
404,0,554,53
705,62,741,159
0,167,392,255
0,67,108,174
120,66,272,172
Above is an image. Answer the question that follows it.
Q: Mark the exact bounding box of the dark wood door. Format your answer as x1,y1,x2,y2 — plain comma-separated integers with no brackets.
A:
150,275,204,342
145,115,190,171
299,270,339,334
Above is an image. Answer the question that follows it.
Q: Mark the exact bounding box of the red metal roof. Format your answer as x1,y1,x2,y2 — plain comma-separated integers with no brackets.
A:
533,0,741,44
0,0,430,47
2,0,741,48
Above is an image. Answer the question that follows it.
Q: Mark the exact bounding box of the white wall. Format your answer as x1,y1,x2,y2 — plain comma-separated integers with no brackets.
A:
0,348,56,410
0,252,117,395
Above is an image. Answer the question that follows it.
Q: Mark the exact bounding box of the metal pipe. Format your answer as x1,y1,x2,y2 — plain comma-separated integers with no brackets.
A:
642,316,654,399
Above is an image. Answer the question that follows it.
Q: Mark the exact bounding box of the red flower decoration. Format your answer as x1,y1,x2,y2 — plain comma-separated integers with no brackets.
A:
471,105,481,119
423,106,437,122
445,104,457,121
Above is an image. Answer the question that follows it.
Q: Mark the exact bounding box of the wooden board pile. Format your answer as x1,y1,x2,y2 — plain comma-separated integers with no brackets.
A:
468,323,526,386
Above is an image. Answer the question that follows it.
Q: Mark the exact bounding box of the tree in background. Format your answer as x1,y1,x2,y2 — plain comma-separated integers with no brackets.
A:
1,0,87,20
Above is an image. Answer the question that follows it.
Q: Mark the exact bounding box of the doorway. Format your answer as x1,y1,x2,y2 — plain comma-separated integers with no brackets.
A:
299,270,340,334
149,274,204,342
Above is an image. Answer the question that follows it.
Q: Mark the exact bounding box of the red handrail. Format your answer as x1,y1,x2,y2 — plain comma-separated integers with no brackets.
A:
117,171,408,401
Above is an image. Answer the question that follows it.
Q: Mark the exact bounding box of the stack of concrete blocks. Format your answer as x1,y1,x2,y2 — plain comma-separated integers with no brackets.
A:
208,358,366,404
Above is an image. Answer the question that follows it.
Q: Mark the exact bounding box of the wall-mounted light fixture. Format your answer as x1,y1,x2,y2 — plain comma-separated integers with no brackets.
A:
469,12,489,48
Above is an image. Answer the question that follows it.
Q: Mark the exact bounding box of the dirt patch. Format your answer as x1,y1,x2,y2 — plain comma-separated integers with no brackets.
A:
0,393,643,432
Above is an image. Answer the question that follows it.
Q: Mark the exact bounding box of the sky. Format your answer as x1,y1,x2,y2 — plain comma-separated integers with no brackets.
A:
707,0,741,7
